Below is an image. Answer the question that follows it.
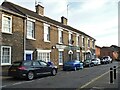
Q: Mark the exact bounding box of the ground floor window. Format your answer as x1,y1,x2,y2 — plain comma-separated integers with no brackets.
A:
1,46,11,65
76,53,80,61
59,51,63,65
37,51,50,62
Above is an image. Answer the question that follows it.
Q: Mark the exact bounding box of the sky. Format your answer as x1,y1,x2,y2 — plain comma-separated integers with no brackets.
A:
0,0,119,47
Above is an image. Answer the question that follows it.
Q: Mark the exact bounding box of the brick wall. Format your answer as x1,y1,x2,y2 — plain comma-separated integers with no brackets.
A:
100,47,113,58
1,12,24,73
2,13,24,62
95,46,101,58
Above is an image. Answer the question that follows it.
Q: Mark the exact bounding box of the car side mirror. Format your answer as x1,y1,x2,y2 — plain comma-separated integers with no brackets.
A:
47,63,50,66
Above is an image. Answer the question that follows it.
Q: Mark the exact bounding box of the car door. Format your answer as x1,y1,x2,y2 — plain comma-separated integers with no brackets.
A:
32,61,42,75
39,61,52,73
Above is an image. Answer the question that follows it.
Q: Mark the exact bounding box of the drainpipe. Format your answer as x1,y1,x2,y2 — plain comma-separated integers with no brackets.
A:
23,18,27,60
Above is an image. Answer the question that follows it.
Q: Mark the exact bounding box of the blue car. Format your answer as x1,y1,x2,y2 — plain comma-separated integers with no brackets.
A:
63,60,83,71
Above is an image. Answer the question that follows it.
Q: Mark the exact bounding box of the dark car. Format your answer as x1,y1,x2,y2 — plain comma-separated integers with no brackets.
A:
8,60,58,80
63,60,83,71
83,59,94,67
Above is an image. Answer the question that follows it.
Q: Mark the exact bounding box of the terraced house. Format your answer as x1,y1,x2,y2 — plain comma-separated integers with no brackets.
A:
0,1,96,72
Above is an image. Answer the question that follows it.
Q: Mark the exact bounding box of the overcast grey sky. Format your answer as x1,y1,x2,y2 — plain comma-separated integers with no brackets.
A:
0,0,119,47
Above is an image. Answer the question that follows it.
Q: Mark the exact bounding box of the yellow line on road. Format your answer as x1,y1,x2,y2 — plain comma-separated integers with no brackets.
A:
79,70,110,89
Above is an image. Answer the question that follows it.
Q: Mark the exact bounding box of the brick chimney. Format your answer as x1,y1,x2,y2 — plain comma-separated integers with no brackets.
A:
61,16,67,25
36,4,44,16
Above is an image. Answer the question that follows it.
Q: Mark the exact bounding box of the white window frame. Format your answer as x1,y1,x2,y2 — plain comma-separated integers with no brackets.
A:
44,23,50,42
76,52,80,61
69,32,72,45
88,38,90,48
92,40,95,48
58,50,63,65
37,50,51,62
76,34,79,46
1,46,11,66
58,28,63,44
2,14,12,34
26,18,35,40
82,36,85,47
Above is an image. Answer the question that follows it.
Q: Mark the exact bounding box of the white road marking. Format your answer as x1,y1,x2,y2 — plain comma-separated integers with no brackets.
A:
80,70,110,89
12,81,25,85
1,85,7,88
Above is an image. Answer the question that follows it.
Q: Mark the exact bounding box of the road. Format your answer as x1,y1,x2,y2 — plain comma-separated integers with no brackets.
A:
1,61,119,90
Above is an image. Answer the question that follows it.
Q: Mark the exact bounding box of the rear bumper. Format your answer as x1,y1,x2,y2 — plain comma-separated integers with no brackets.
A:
8,70,28,78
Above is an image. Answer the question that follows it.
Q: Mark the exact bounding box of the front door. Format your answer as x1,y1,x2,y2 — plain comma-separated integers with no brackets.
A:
26,54,32,60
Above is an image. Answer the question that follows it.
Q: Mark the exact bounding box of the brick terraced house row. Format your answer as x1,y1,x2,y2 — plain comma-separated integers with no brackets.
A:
0,1,96,73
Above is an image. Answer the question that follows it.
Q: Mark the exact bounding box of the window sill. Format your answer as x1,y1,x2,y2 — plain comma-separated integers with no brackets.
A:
44,40,50,43
1,63,11,66
59,63,63,65
27,37,36,40
58,42,63,44
2,32,13,35
69,44,73,46
82,46,85,48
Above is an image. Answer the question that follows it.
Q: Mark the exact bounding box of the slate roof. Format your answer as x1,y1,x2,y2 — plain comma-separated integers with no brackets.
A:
1,1,95,40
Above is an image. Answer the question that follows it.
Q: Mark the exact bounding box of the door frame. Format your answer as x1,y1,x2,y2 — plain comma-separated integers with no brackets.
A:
24,50,33,60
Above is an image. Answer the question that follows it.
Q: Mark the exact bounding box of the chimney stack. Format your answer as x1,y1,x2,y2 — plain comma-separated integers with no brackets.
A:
36,4,44,16
61,16,67,25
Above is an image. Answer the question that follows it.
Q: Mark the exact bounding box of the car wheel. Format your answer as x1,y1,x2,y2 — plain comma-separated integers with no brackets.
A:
27,71,34,80
74,67,77,71
89,64,91,67
51,69,57,76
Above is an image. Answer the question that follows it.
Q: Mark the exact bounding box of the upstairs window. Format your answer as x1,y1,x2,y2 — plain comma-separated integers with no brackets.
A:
69,32,73,45
44,23,50,42
88,38,90,47
2,14,12,34
92,40,95,48
58,28,63,44
76,34,80,46
27,18,35,39
82,36,85,47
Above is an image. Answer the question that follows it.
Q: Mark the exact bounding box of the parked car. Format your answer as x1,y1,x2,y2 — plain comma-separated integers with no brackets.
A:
106,56,113,63
91,59,98,66
101,56,112,64
83,59,94,67
91,58,101,65
8,60,58,80
63,60,83,71
96,58,101,65
100,57,107,64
